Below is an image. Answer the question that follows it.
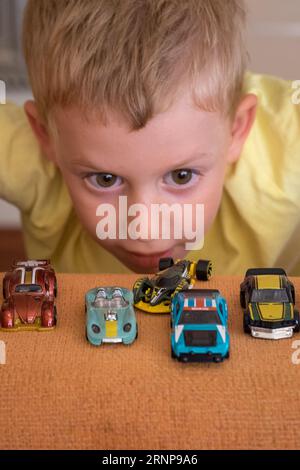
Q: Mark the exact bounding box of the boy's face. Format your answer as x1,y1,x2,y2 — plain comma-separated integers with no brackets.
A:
26,90,256,273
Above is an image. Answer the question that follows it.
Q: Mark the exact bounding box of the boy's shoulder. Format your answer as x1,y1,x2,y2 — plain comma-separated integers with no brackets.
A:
216,72,300,274
0,101,72,241
230,71,300,196
243,71,296,107
0,102,60,208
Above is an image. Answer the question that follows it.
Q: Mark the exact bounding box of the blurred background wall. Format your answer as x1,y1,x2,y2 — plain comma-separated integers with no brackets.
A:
0,0,299,268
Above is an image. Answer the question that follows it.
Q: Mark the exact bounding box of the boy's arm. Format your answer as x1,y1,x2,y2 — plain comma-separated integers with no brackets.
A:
0,102,45,211
0,101,76,268
0,102,66,215
223,73,300,274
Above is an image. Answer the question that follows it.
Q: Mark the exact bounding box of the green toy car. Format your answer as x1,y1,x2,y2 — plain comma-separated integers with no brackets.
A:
85,286,138,346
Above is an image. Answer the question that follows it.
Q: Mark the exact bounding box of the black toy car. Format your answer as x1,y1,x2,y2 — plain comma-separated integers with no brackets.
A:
240,268,299,340
133,257,212,313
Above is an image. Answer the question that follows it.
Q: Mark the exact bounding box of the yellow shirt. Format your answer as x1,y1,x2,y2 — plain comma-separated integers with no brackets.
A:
1,72,300,274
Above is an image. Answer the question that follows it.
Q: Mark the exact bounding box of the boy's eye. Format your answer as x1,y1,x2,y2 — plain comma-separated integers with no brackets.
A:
86,173,122,189
164,169,199,187
171,169,192,185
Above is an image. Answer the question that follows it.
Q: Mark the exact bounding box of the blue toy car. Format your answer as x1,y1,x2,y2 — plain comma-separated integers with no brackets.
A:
171,289,230,363
85,286,138,346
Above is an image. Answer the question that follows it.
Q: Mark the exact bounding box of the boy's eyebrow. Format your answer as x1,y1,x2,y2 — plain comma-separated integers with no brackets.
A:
70,151,214,171
171,152,215,168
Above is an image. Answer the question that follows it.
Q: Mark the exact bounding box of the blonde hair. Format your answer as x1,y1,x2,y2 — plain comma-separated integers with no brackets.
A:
23,0,247,130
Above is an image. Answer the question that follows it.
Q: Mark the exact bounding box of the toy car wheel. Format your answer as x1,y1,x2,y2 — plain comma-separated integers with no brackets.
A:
225,350,230,359
195,260,212,281
240,290,246,309
135,324,139,340
171,347,177,359
291,285,296,305
54,279,58,298
53,305,57,325
159,257,174,271
243,313,251,333
1,311,14,328
41,306,56,328
85,330,101,346
133,278,151,304
85,328,93,343
213,356,223,363
294,310,300,333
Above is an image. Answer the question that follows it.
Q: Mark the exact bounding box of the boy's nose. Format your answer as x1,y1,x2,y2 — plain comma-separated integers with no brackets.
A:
117,193,183,242
126,199,153,240
127,187,161,208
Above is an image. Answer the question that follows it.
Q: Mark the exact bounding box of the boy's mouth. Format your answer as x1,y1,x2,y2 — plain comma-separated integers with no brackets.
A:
124,248,174,272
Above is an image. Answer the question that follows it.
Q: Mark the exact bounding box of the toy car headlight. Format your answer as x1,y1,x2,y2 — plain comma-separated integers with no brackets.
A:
123,323,131,332
91,324,101,334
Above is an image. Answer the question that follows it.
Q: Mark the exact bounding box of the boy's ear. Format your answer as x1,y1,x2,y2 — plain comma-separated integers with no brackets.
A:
227,93,258,164
24,100,56,163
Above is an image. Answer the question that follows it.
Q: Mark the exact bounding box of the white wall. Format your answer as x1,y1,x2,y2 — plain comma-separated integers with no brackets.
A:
0,199,21,227
0,0,300,227
246,0,300,80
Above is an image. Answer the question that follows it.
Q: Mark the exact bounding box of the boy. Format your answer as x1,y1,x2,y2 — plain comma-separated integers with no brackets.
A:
0,0,300,275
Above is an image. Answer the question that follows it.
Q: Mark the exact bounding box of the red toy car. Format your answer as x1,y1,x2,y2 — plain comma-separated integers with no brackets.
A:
1,260,57,331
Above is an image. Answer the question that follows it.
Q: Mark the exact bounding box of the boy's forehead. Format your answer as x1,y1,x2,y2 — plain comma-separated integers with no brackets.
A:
54,86,224,133
52,98,226,169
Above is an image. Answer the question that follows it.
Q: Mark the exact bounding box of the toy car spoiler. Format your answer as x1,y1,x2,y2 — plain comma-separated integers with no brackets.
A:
179,289,220,298
245,268,287,277
14,260,50,268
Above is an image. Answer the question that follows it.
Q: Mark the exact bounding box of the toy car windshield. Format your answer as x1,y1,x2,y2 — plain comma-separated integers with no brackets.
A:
14,284,43,293
110,297,128,308
93,293,128,309
179,310,222,325
250,288,289,303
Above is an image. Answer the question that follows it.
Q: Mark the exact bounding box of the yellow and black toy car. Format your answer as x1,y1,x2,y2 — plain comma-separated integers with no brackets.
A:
133,258,212,313
240,268,300,340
